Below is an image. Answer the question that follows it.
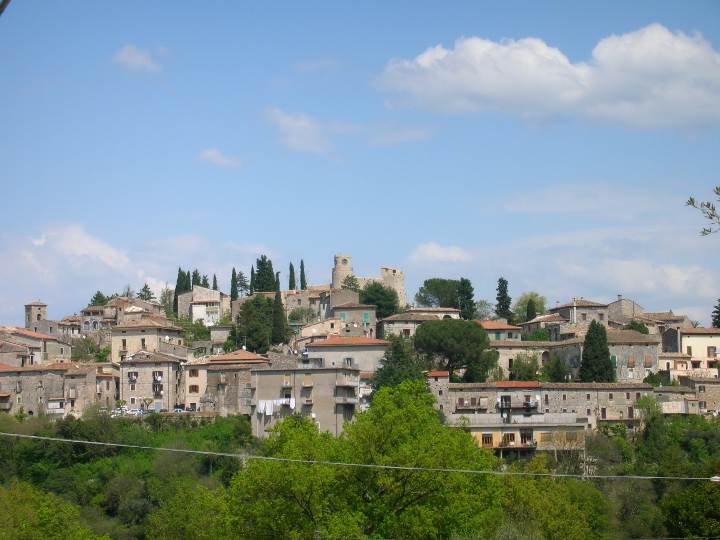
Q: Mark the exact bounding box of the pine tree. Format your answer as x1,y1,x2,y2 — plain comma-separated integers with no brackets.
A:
580,320,615,382
457,278,476,320
254,255,276,292
300,259,307,290
275,271,280,292
90,290,108,306
288,263,296,290
185,271,192,291
526,298,537,322
212,274,218,291
495,277,513,322
230,268,238,301
250,266,255,293
137,283,155,301
237,271,249,297
192,269,201,287
201,275,210,288
271,289,288,344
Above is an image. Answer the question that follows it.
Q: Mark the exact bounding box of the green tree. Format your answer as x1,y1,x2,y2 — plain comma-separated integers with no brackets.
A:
299,259,307,290
212,274,218,291
254,255,276,292
71,336,99,361
580,320,615,382
237,295,274,353
458,277,476,320
192,269,201,287
541,355,569,382
159,286,174,318
95,346,111,363
288,263,296,290
371,335,426,393
512,291,546,323
495,277,513,322
341,274,360,292
230,268,238,301
414,319,490,377
271,290,288,344
89,290,108,306
415,278,460,307
627,320,649,334
237,271,249,297
360,282,399,319
686,185,720,235
524,327,550,341
288,307,317,324
712,298,720,328
173,267,186,315
475,299,494,320
137,283,155,301
510,353,540,381
201,275,210,288
275,271,280,292
249,265,255,293
463,349,499,383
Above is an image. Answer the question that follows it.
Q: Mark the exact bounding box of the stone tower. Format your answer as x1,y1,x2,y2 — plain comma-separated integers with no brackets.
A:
331,254,353,289
24,300,47,329
379,267,407,308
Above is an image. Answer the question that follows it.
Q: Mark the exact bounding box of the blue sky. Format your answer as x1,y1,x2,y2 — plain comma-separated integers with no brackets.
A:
1,1,719,324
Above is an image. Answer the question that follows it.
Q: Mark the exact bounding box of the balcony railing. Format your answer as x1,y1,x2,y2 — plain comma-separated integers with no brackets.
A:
335,396,358,405
335,378,358,387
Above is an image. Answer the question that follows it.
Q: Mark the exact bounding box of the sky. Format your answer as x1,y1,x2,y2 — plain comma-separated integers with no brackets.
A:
1,1,719,325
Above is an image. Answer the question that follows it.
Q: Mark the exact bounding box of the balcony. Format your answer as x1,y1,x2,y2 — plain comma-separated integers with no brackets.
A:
498,439,537,449
67,388,77,399
281,380,292,388
335,378,358,387
153,374,163,383
302,378,313,387
497,397,539,410
335,396,358,405
0,402,11,411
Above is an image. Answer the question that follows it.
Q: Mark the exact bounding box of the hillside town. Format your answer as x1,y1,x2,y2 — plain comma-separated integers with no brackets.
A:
2,252,719,449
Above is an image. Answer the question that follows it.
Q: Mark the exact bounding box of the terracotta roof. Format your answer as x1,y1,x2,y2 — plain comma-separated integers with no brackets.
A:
306,336,388,348
113,318,180,331
520,313,567,325
0,363,15,370
0,338,29,353
496,381,541,388
360,371,375,380
541,382,652,390
123,351,181,364
381,313,436,322
475,320,522,331
427,370,450,377
680,327,720,335
407,307,461,313
60,316,81,324
552,299,608,309
653,386,694,393
606,329,661,345
489,340,556,348
332,303,376,309
0,327,57,341
207,350,269,363
643,311,688,322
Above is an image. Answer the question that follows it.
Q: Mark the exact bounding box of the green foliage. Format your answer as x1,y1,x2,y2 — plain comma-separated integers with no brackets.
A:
159,287,174,318
495,277,513,322
236,271,249,297
463,349,498,382
173,267,191,315
136,283,155,301
414,277,460,307
249,265,255,293
523,327,550,341
580,320,615,382
360,281,399,319
287,307,317,324
512,291,547,323
299,259,307,290
236,295,274,353
458,277,476,320
712,298,720,328
414,318,490,377
643,371,671,387
627,320,649,334
201,274,210,288
686,185,720,236
475,299,494,320
212,274,218,291
89,291,108,307
341,273,360,292
509,353,540,381
72,337,99,361
288,262,296,290
175,316,210,344
230,268,238,301
371,335,426,392
253,255,276,292
271,290,288,344
95,346,111,363
192,269,201,287
541,355,569,382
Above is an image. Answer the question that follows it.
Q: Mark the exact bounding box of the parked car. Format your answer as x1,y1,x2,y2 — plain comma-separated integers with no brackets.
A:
172,407,185,413
127,408,143,416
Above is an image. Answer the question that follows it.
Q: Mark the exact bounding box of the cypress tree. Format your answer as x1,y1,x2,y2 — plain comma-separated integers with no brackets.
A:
254,255,276,292
230,268,238,301
495,277,513,322
212,274,218,291
275,271,280,292
185,271,192,291
526,298,537,322
289,263,296,290
192,269,201,287
237,271,249,297
300,259,307,290
271,289,287,344
712,298,720,328
201,274,210,288
173,267,184,315
457,277,475,320
250,266,255,293
580,320,615,382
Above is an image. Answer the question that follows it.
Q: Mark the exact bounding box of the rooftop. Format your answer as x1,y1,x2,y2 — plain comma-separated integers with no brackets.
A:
0,327,57,341
113,318,181,331
206,349,269,363
332,303,377,309
475,320,522,331
552,298,608,309
680,327,720,335
123,350,182,364
306,336,388,348
520,313,568,325
381,312,437,322
406,307,461,313
25,300,47,306
606,329,661,344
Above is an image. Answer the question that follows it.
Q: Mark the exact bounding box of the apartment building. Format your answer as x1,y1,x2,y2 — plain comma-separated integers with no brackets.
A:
111,318,184,364
119,351,184,411
678,376,720,414
304,335,388,373
250,355,360,438
679,328,720,370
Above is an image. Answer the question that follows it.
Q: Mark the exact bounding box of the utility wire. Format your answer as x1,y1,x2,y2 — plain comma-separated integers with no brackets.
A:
1,431,718,482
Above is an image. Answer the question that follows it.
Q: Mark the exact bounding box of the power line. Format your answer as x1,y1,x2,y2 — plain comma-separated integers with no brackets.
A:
1,431,717,482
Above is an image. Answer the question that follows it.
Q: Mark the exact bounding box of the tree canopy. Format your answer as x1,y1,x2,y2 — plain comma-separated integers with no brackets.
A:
580,320,615,382
89,290,108,306
137,283,155,301
414,278,460,308
627,320,649,334
230,268,238,301
457,277,476,320
414,319,490,377
341,274,360,292
254,255,276,292
360,282,399,319
299,259,307,290
495,277,513,322
512,291,546,323
686,185,720,236
712,298,720,328
541,355,570,382
288,263,296,290
235,295,275,353
371,335,427,393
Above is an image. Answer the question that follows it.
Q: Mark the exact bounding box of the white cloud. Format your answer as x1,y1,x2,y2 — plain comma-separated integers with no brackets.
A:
409,242,472,264
199,148,242,168
112,45,160,73
266,108,331,153
44,225,130,270
379,23,720,128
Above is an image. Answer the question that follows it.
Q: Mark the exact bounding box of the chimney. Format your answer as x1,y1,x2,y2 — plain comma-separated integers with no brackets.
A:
617,294,622,301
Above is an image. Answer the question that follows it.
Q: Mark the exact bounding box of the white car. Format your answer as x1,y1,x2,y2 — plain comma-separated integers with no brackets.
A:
127,408,143,416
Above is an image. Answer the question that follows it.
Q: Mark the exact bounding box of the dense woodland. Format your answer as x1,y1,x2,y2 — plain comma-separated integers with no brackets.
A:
2,381,720,539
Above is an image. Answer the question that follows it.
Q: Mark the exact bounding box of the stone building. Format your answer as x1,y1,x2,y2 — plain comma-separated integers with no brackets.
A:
517,313,567,336
378,312,437,338
177,285,231,325
119,351,184,411
476,320,522,341
329,303,377,337
0,327,72,364
0,337,33,368
111,318,184,364
304,335,388,373
678,376,720,414
80,296,163,334
330,254,406,309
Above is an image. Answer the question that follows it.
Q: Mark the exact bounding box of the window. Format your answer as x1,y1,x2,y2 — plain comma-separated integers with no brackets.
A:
330,323,335,329
362,312,369,324
709,346,717,358
189,369,199,377
130,384,136,391
544,394,548,405
130,397,136,405
599,313,604,321
586,393,591,401
495,332,501,340
458,397,465,407
700,401,707,409
470,397,477,406
627,355,635,368
586,408,591,416
60,347,64,355
687,346,693,356
636,392,640,400
699,385,706,393
610,355,617,367
106,381,110,390
644,355,653,368
481,433,493,446
122,339,127,349
507,332,513,339
540,432,552,442
566,431,578,441
625,392,630,400
581,313,587,321
403,328,411,337
141,338,146,349
344,357,353,367
628,407,634,419
544,408,549,413
609,393,613,400
189,385,199,393
562,408,567,413
562,394,567,401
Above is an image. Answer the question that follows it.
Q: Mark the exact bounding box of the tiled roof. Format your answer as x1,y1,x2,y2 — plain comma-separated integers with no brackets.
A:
643,311,687,321
25,300,47,306
653,386,694,393
427,370,450,377
496,381,541,388
680,327,720,335
332,303,376,309
520,313,568,325
407,307,461,313
607,329,661,344
0,327,57,341
207,350,269,363
306,336,388,348
552,299,608,309
541,382,652,390
475,320,522,331
381,313,437,322
489,340,557,348
0,363,15,370
123,351,181,364
113,318,181,331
